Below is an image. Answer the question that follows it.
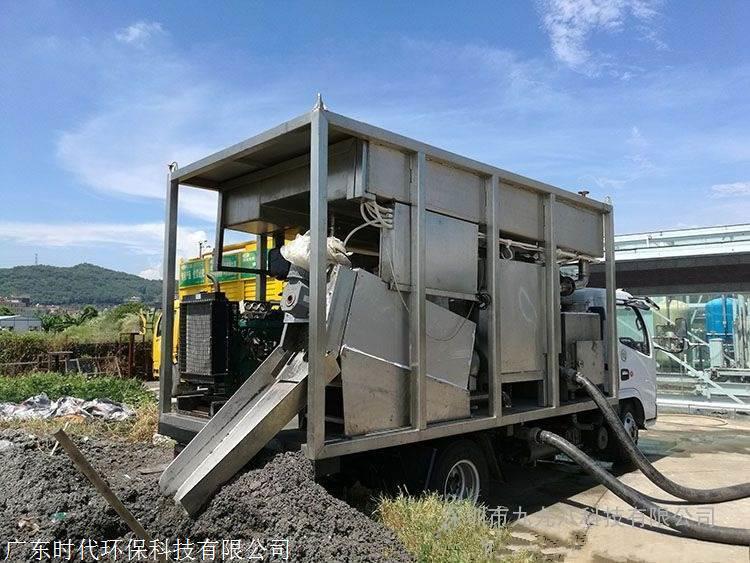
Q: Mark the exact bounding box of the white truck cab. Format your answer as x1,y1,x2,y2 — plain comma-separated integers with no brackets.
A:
570,288,658,437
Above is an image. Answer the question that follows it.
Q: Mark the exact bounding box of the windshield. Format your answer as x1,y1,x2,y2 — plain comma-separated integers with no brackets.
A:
617,306,650,355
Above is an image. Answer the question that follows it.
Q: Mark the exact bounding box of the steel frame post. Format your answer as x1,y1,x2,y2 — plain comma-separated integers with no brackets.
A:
258,234,267,301
486,175,501,418
213,191,225,273
307,106,329,457
159,172,179,415
544,194,560,407
410,152,427,430
604,209,619,398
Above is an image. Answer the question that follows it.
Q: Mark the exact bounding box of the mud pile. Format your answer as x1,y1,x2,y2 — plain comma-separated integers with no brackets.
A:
0,431,410,562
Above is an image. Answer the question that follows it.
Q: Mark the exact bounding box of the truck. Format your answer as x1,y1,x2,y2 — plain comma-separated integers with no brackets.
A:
156,100,657,514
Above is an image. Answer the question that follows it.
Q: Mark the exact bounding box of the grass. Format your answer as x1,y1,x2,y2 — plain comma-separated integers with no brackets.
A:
377,493,539,563
0,371,155,407
0,371,159,443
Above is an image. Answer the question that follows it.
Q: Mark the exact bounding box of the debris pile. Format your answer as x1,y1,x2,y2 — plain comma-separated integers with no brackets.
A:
0,394,134,421
0,431,410,562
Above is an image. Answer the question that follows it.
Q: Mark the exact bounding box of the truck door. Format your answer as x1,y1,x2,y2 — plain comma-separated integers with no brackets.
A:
617,305,657,423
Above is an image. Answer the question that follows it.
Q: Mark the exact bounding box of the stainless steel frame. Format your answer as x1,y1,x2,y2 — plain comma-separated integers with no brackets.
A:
159,104,618,460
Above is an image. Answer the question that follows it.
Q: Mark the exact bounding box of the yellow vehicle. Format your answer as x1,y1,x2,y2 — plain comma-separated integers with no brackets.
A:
152,240,285,377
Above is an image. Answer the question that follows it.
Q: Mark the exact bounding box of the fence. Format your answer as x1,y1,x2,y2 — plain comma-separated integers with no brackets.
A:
0,341,153,379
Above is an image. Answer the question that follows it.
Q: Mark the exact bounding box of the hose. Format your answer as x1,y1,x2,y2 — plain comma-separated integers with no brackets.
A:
570,370,750,503
536,429,750,546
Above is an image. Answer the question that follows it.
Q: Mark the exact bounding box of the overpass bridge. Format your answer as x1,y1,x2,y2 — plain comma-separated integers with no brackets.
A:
590,223,750,294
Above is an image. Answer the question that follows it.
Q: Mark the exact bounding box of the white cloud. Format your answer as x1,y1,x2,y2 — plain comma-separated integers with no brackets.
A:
538,0,662,75
711,182,750,198
0,221,208,278
138,265,162,280
115,21,164,46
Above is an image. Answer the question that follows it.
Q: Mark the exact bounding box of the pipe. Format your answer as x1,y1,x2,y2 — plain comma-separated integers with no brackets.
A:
206,272,220,293
535,429,750,546
569,370,750,503
575,259,590,289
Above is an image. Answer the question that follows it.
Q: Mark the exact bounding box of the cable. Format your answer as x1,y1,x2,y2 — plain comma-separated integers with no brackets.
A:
570,370,750,503
343,200,394,248
535,429,750,546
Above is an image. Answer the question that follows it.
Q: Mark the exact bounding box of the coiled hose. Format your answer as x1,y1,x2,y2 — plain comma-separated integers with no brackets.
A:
536,429,750,546
571,370,750,503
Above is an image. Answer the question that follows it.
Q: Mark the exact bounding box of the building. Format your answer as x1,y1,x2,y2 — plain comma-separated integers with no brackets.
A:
0,315,42,332
590,223,750,413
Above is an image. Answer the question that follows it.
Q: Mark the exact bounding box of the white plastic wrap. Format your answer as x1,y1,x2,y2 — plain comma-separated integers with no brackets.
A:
0,393,135,421
280,231,351,270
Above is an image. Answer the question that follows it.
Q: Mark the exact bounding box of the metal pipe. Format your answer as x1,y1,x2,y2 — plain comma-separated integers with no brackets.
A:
575,259,590,289
571,370,750,503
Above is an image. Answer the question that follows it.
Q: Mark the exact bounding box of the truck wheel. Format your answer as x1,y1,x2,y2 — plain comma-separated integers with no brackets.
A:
608,403,639,467
428,439,489,503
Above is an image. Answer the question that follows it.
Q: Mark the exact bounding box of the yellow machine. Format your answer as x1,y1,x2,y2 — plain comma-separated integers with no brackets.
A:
152,240,285,377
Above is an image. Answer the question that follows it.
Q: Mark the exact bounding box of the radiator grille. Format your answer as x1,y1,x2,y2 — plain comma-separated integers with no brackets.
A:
178,292,234,385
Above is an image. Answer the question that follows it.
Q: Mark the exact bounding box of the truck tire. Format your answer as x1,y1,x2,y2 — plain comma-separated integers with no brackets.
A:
428,439,490,503
607,403,639,467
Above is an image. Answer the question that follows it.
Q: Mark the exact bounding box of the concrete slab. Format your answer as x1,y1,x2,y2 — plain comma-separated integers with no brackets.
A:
501,414,750,562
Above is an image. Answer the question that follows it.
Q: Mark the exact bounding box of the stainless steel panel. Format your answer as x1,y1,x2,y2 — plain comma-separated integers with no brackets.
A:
366,144,484,223
554,201,604,257
223,139,361,228
561,312,604,386
498,184,544,242
325,265,357,356
341,270,475,389
340,347,470,436
380,203,479,295
425,158,483,222
498,260,547,375
576,340,605,386
561,312,601,344
366,142,410,201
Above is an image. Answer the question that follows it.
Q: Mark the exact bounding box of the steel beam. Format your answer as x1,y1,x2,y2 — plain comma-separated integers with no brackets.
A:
486,175,501,418
159,172,179,415
317,397,614,458
604,209,619,398
307,104,328,458
410,152,427,430
544,194,559,407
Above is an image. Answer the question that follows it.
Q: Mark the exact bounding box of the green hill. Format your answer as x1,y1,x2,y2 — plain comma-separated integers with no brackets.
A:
0,263,162,306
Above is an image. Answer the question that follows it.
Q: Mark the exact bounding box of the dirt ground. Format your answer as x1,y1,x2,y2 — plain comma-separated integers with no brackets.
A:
0,430,410,562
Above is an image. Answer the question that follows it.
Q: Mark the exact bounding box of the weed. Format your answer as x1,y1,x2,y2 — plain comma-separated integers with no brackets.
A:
0,371,155,407
377,493,538,562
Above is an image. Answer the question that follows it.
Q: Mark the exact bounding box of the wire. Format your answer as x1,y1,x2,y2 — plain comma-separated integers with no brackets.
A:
343,200,394,248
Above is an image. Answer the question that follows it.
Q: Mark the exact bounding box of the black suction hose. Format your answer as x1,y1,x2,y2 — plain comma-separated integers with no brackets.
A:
536,429,750,546
571,371,750,503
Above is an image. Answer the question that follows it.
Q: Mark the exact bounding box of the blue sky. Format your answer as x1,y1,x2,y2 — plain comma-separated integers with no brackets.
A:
1,0,748,278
